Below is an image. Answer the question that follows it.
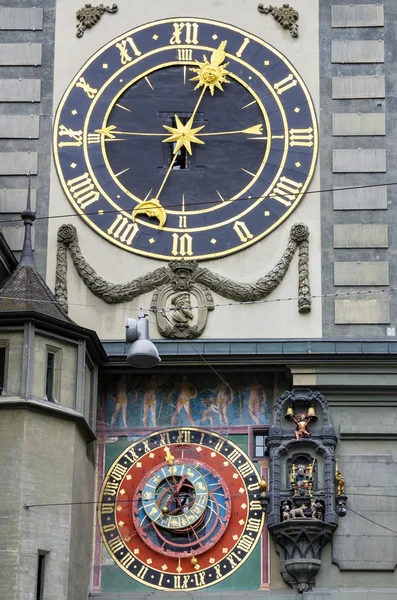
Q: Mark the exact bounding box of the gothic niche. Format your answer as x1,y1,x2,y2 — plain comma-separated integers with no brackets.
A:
261,389,347,593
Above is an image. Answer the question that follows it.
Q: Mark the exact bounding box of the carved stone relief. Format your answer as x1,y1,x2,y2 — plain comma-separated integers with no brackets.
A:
76,3,118,38
258,3,299,38
55,223,311,338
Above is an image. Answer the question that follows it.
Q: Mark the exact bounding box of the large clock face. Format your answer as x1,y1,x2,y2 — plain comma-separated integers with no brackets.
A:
54,18,317,260
98,427,264,591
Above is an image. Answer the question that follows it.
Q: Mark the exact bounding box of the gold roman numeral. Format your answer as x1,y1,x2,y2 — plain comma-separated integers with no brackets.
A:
107,214,139,245
100,503,114,514
270,176,303,206
170,22,199,45
214,440,225,452
108,536,124,553
76,77,97,98
228,449,241,464
177,48,193,61
289,127,314,147
226,551,242,569
125,447,139,463
116,37,142,64
179,215,187,228
236,37,250,57
246,517,262,533
274,74,298,95
120,553,135,568
111,464,127,482
239,462,254,478
67,172,100,210
233,221,253,243
237,534,255,553
172,232,193,256
58,125,82,147
159,432,171,446
194,572,206,586
103,481,118,496
136,565,149,580
176,430,191,443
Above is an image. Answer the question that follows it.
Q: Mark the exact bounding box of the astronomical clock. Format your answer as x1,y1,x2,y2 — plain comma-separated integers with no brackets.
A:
97,428,264,590
54,17,317,260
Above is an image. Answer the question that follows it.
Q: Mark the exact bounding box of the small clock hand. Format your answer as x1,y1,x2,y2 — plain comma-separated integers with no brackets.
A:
95,125,164,139
200,124,263,137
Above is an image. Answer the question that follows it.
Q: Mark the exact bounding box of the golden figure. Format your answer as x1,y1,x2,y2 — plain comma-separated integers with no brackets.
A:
132,198,167,229
190,41,231,95
164,447,175,466
335,469,345,496
259,477,267,493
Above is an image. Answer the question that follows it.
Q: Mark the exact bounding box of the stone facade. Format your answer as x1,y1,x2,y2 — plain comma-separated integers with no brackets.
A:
0,1,396,599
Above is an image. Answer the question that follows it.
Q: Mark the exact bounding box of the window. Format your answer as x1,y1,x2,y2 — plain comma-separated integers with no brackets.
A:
36,551,48,600
170,116,188,170
253,432,268,458
45,352,55,402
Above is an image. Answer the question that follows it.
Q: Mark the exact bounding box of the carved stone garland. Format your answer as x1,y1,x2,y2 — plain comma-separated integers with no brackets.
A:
258,3,299,38
55,223,311,337
76,3,118,38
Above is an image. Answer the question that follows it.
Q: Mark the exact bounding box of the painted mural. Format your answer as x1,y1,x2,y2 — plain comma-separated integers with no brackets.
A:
98,372,275,431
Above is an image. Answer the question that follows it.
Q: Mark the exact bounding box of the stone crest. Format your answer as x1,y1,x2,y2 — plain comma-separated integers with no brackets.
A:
150,262,214,339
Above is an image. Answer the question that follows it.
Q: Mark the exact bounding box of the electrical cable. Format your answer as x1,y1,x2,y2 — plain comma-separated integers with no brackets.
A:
0,284,393,315
1,179,396,226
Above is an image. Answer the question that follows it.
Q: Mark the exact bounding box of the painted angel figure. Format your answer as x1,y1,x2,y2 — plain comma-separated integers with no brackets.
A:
291,411,312,442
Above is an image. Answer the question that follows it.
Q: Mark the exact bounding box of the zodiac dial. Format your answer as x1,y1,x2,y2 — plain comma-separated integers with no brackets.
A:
98,427,264,591
54,18,317,260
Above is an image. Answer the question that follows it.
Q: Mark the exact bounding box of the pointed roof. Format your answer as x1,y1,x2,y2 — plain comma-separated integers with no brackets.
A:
0,176,73,324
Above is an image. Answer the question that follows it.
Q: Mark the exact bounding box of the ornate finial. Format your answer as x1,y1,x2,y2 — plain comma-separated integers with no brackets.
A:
20,173,36,268
258,4,299,38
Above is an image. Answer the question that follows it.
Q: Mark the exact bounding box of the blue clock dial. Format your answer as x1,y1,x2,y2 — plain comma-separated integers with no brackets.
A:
54,18,317,260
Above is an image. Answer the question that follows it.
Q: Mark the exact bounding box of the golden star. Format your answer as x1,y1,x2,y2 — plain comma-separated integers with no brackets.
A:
163,115,205,155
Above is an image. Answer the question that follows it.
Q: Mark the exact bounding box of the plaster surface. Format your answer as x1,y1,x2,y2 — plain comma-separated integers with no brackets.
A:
47,0,322,340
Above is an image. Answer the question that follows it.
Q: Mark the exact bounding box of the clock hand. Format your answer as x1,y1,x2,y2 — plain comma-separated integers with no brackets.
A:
97,122,263,142
199,124,263,137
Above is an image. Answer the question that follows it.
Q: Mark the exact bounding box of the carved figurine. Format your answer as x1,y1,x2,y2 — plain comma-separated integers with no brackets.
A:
315,501,324,521
335,469,345,496
290,458,315,496
282,500,291,521
310,497,316,518
291,411,312,442
289,504,307,519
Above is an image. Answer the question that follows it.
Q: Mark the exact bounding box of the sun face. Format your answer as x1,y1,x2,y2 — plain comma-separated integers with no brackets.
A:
189,41,231,95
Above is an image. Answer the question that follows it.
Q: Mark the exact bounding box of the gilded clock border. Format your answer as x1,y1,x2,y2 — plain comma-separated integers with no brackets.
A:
98,427,265,591
53,17,318,260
